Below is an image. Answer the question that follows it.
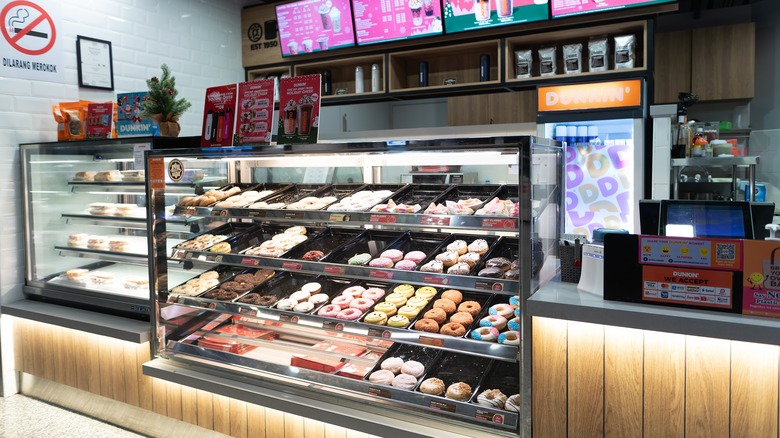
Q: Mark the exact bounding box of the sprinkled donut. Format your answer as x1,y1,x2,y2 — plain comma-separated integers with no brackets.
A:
470,326,499,342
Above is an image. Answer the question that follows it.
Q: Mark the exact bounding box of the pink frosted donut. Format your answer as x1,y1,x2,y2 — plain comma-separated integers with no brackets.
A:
380,249,404,262
470,326,499,342
349,297,375,312
341,286,366,298
317,304,341,317
394,260,417,270
336,308,362,320
363,287,386,301
331,294,353,308
404,251,427,264
369,257,394,268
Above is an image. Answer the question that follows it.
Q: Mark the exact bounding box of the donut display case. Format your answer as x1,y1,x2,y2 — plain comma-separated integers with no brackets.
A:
20,137,223,318
145,136,562,437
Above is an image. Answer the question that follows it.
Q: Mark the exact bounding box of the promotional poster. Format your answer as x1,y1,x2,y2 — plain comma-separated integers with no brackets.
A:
443,0,548,34
235,79,276,146
276,0,355,56
86,102,113,139
201,84,238,148
117,92,157,137
742,240,780,317
277,75,321,144
551,0,675,18
354,0,443,46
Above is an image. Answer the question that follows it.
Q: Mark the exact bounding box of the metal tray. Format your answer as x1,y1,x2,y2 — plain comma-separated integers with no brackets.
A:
410,290,494,338
373,184,455,213
282,227,364,261
475,237,520,280
365,343,442,390
367,231,451,270
321,229,407,265
429,184,503,213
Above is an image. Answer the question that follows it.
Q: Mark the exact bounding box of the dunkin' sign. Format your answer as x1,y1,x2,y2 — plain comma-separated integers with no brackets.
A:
538,80,642,112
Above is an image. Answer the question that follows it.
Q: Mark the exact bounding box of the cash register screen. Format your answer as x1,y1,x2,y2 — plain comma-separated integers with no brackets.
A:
659,200,753,239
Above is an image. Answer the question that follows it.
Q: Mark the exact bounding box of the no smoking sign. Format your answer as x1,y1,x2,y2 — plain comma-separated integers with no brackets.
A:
1,0,63,82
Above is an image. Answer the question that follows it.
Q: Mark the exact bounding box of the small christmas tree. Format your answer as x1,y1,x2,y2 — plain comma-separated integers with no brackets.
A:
140,64,191,136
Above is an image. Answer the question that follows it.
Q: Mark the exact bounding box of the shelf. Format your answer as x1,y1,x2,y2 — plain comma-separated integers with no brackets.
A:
671,156,759,167
528,281,780,347
169,294,519,362
62,213,147,228
295,54,385,97
56,238,184,265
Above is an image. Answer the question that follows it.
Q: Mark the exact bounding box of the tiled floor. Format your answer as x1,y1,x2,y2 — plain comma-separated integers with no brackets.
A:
0,394,145,437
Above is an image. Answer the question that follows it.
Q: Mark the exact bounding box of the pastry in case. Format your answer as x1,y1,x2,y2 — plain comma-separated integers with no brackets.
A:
73,171,95,182
94,170,122,182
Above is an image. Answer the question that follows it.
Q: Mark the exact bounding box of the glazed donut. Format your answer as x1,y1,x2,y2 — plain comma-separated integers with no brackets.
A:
507,316,521,331
317,304,341,317
341,286,366,298
450,312,474,328
406,296,428,309
457,301,482,317
504,394,521,412
498,330,521,345
363,287,386,301
381,357,404,373
393,284,416,298
480,315,508,331
467,239,489,255
384,293,408,307
413,318,440,333
394,260,417,270
387,315,410,328
445,382,473,401
368,370,395,385
414,286,438,300
293,302,315,313
433,298,457,314
470,326,499,342
458,252,481,267
336,308,363,320
308,293,329,306
435,251,459,267
509,295,520,308
423,308,447,325
373,302,397,316
446,239,468,255
489,303,515,318
440,289,463,305
349,297,375,312
400,360,425,378
392,373,418,390
404,251,427,264
331,294,353,308
397,305,420,319
380,249,404,262
369,257,394,268
440,322,466,337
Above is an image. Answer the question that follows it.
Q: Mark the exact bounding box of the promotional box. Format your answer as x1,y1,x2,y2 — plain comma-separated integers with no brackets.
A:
742,240,780,317
85,102,113,139
117,92,158,137
201,84,238,147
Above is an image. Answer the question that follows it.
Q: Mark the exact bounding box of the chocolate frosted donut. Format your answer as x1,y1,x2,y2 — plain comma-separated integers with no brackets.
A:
220,280,255,293
238,293,277,305
486,257,512,271
252,269,275,283
204,289,238,301
477,267,503,278
234,273,259,285
503,269,520,280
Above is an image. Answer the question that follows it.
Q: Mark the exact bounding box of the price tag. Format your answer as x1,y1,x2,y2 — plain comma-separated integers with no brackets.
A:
216,210,228,217
419,216,451,227
279,314,299,324
323,266,346,275
423,275,449,285
284,212,304,220
475,409,505,424
369,214,397,224
481,218,517,229
329,214,349,222
238,308,257,316
367,328,392,339
282,262,303,271
368,386,392,398
248,210,267,218
322,321,344,331
369,270,394,280
429,400,456,412
241,257,260,266
418,336,444,347
475,281,504,291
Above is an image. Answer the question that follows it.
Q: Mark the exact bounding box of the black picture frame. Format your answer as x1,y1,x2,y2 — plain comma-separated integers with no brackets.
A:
76,35,114,90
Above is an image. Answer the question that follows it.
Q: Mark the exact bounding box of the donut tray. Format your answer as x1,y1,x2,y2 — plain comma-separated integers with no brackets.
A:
428,184,503,214
282,227,363,261
356,282,444,329
269,274,354,314
469,360,521,413
417,233,501,276
365,231,450,270
257,183,336,208
372,184,455,213
199,268,276,302
320,229,406,265
364,343,442,392
463,294,519,344
341,183,410,211
410,289,495,339
285,183,368,211
314,279,382,322
420,351,490,402
209,183,295,210
171,222,262,260
165,265,245,301
231,224,321,258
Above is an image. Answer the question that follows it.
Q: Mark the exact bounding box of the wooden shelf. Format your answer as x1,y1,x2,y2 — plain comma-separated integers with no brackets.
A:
247,66,292,81
295,54,385,97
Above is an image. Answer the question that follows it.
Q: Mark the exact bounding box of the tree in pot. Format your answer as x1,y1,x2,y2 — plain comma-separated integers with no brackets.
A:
140,64,191,137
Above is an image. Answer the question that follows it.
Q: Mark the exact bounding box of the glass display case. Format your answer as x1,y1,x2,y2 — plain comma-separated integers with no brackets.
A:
20,137,225,319
146,136,562,436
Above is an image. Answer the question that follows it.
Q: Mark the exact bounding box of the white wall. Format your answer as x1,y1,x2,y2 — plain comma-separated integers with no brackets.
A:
0,0,246,305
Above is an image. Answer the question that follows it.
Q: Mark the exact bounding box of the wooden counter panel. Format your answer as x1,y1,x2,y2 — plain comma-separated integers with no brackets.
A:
532,317,568,438
567,321,604,438
604,326,642,438
685,336,730,438
643,331,685,438
731,341,778,438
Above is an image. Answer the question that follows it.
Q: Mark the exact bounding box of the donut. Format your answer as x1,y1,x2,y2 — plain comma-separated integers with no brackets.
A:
400,360,425,378
486,257,512,271
470,326,499,341
336,308,363,320
392,373,418,390
373,302,397,316
381,357,405,373
404,251,427,263
515,307,521,318
406,296,428,309
507,316,521,331
414,286,438,300
480,315,508,330
397,305,420,319
234,273,258,284
445,382,473,401
435,251,459,267
384,293,407,307
440,322,466,337
446,239,468,255
302,250,325,261
301,282,322,295
369,257,394,268
413,318,439,333
387,315,410,328
293,302,315,313
477,389,508,409
363,287,386,301
478,267,503,278
380,249,404,262
498,330,521,345
419,377,445,396
423,308,447,325
363,312,388,325
467,239,489,255
504,394,521,412
450,312,474,328
458,252,481,267
447,262,471,275
317,304,341,317
284,226,307,235
331,294,353,308
504,269,520,280
433,298,456,314
348,253,371,265
200,271,220,281
393,284,416,298
420,260,443,273
349,297,375,312
489,304,515,318
509,295,521,308
440,289,463,305
308,293,329,306
394,260,417,270
457,301,482,317
368,370,395,385
276,298,297,311
288,290,311,302
255,295,279,306
342,286,366,298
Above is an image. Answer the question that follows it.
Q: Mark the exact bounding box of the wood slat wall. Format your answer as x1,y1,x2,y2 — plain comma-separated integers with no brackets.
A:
533,317,780,438
11,319,377,438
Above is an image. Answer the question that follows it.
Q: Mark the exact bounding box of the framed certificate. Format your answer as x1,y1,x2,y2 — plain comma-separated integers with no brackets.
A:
77,35,114,90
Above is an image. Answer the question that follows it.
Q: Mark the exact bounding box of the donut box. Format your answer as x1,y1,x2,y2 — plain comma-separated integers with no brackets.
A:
416,351,490,406
410,289,494,339
321,229,406,266
282,227,363,262
370,184,454,214
364,231,450,272
468,360,520,415
365,343,442,393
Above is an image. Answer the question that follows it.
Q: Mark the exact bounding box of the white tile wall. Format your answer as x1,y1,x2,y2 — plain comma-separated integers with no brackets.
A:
0,0,246,305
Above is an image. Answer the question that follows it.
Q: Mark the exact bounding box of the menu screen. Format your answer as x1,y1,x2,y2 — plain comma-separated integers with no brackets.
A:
276,0,356,57
443,0,548,34
551,0,676,18
353,0,444,46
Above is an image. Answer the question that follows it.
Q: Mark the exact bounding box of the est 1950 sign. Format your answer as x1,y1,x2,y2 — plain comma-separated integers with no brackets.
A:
1,0,63,82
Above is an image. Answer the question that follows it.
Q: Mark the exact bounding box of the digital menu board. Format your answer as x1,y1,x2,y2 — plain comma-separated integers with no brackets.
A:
276,0,356,57
443,0,548,34
353,0,444,46
551,0,676,19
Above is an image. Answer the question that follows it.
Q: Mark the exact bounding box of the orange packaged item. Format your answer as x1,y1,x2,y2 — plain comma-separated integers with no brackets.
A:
57,101,96,141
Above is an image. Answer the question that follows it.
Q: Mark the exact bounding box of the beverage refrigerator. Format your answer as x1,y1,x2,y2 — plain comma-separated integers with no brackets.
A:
536,80,646,240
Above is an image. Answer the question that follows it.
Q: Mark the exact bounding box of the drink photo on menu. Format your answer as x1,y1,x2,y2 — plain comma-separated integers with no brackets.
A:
442,0,548,34
276,0,356,56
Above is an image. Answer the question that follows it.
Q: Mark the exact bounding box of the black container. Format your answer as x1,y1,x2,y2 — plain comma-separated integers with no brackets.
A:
475,237,519,279
326,183,410,211
167,265,246,301
411,289,494,337
471,360,520,410
321,229,406,265
463,293,518,342
429,184,503,214
419,233,501,275
365,343,441,388
376,184,455,213
260,183,335,208
212,183,294,208
173,222,262,255
367,231,450,269
285,183,368,210
271,274,354,314
420,351,491,400
237,224,321,257
282,227,363,261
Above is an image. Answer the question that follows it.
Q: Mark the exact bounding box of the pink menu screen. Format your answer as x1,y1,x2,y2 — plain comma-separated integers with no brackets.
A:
276,0,356,57
353,0,443,46
551,0,676,18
